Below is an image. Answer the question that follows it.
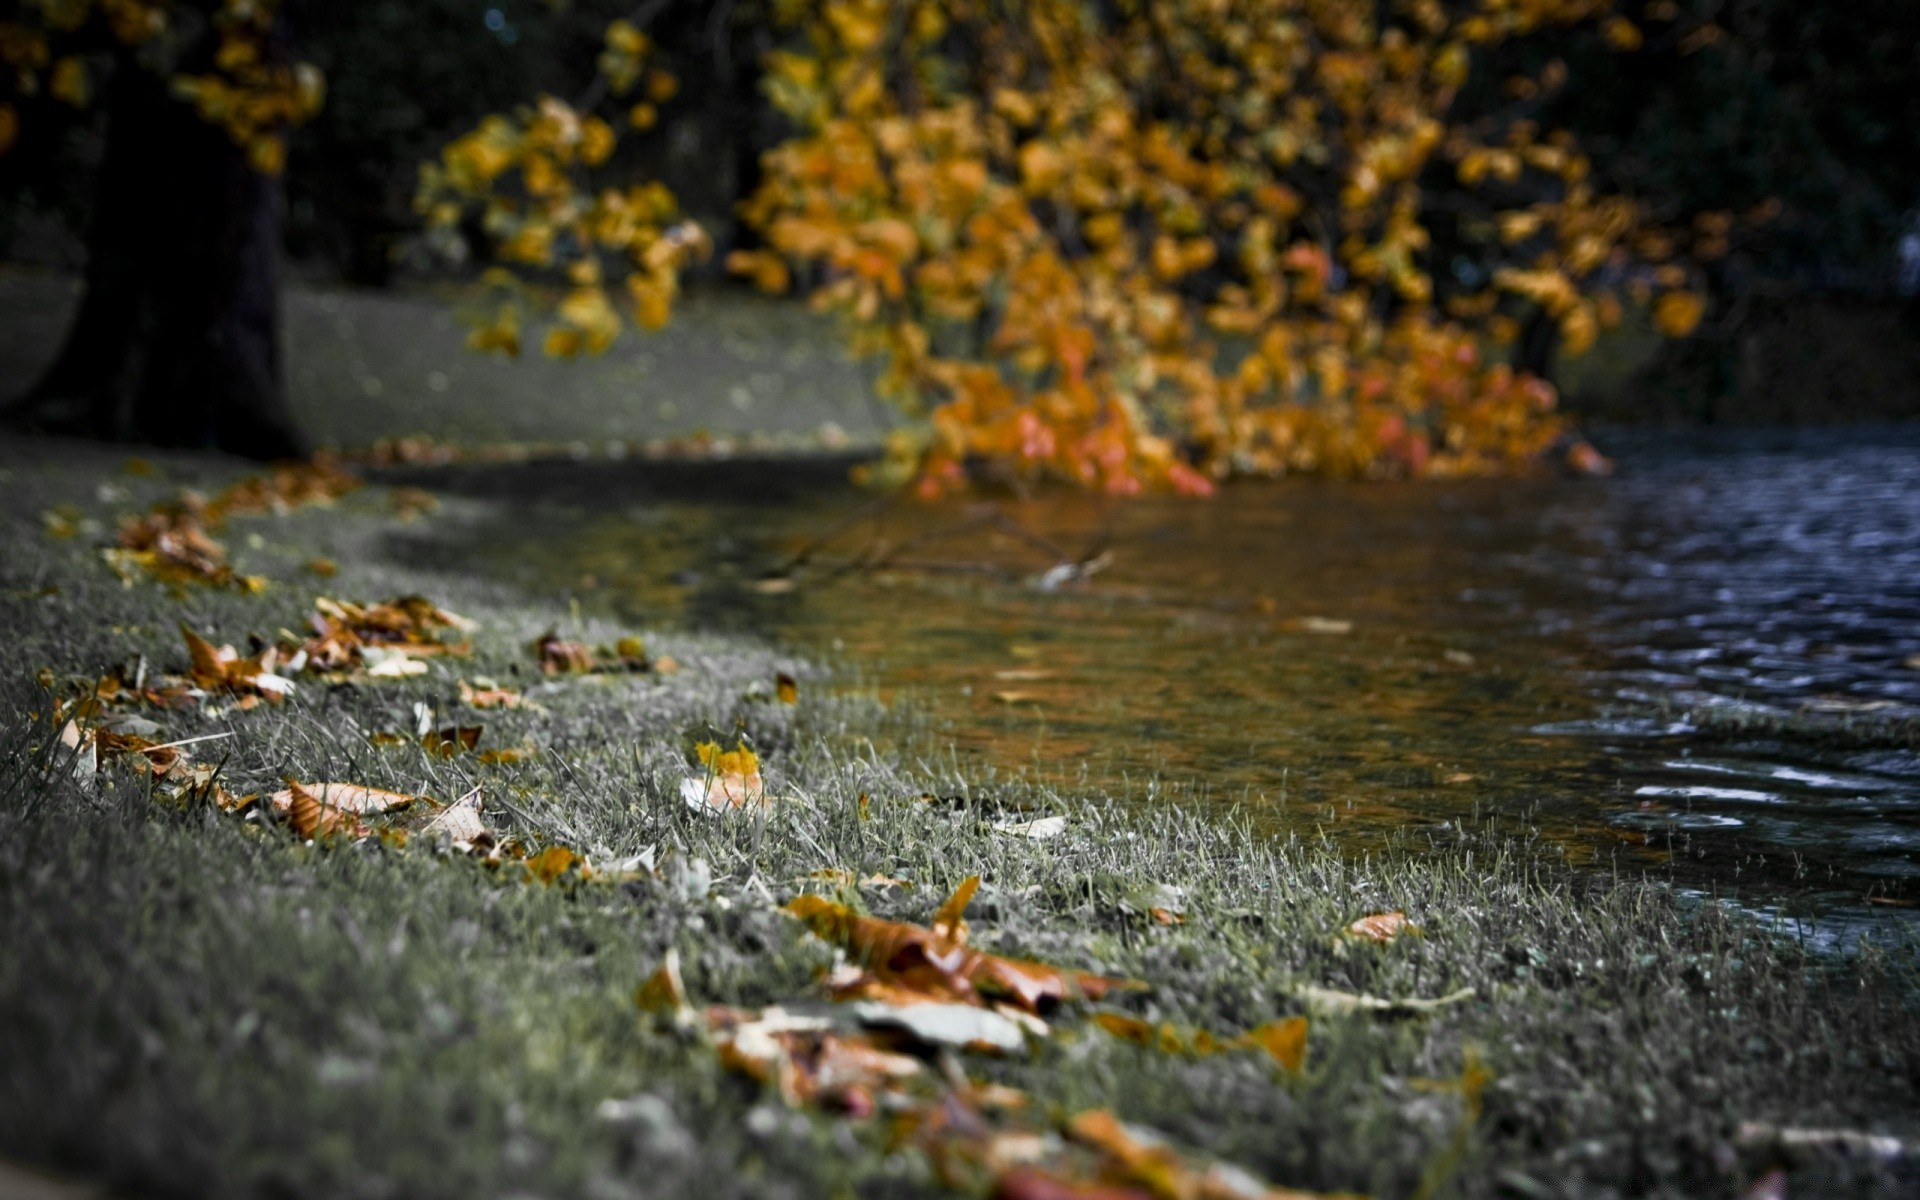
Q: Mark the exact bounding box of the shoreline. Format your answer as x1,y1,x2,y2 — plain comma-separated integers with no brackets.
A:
2,432,1916,1199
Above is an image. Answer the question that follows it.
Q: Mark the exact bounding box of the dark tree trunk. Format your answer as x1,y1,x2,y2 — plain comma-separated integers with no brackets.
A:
7,61,307,460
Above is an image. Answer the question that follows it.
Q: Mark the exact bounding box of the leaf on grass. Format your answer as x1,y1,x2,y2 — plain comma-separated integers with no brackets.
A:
526,844,587,883
1339,911,1417,944
283,780,369,840
776,671,799,704
477,745,535,765
681,741,766,813
362,647,430,678
993,815,1066,840
787,879,1141,1015
1092,1012,1306,1069
459,679,530,709
709,1005,921,1113
421,786,491,852
1295,984,1474,1018
635,947,697,1029
1241,1017,1309,1072
531,630,656,676
850,1000,1028,1053
423,725,483,757
270,780,417,819
297,595,475,673
180,624,296,700
1061,1109,1362,1200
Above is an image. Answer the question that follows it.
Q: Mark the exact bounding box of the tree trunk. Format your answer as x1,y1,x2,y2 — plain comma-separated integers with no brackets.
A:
7,61,307,460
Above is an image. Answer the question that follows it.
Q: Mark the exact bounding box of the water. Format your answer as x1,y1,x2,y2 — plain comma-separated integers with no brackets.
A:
431,426,1920,925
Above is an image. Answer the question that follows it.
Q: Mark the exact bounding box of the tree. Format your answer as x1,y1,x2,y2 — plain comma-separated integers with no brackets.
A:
0,0,320,458
423,0,1743,496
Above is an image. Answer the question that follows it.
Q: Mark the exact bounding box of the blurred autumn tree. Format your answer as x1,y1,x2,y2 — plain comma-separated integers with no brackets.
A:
0,0,322,457
3,0,1914,473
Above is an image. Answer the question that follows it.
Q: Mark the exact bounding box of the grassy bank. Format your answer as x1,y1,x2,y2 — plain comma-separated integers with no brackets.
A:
2,433,1917,1200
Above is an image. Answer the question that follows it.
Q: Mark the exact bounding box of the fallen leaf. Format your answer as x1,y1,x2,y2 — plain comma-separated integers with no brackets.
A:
1340,911,1417,944
283,780,369,840
423,725,483,757
421,786,491,852
1240,1016,1309,1071
850,1000,1029,1053
269,781,417,818
994,691,1041,705
534,630,597,674
1442,772,1476,784
681,741,766,813
363,648,430,678
305,558,338,577
710,1005,920,1112
776,672,799,704
993,815,1066,840
477,745,535,765
179,624,296,700
993,669,1055,682
460,679,530,709
788,880,1141,1015
1294,984,1475,1018
526,844,586,883
635,947,697,1029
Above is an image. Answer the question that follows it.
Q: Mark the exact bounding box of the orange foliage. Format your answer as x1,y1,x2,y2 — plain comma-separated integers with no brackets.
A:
439,1,1725,493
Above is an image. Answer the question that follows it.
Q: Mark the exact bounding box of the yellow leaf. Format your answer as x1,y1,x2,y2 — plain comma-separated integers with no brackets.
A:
1652,290,1705,337
1240,1016,1309,1071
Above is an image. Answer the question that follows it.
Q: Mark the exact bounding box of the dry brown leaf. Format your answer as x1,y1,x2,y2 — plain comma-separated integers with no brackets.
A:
635,948,697,1029
423,725,483,757
421,786,491,852
284,780,367,840
534,630,597,674
776,671,799,704
710,1005,920,1114
270,780,417,819
1340,911,1416,944
460,679,529,709
681,741,766,813
526,845,587,883
1240,1017,1309,1072
788,879,1141,1015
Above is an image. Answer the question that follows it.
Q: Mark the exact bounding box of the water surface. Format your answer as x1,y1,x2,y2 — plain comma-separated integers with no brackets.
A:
432,426,1920,925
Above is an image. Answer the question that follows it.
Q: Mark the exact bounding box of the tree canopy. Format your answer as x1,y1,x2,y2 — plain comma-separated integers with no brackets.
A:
4,0,1916,483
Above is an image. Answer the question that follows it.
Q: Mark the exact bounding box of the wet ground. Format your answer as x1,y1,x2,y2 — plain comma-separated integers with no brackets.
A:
388,425,1920,938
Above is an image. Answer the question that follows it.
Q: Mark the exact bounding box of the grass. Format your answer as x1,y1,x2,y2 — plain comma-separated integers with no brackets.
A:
2,433,1918,1200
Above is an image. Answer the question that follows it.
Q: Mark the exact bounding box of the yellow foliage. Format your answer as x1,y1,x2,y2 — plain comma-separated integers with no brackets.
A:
1652,290,1706,337
427,0,1714,495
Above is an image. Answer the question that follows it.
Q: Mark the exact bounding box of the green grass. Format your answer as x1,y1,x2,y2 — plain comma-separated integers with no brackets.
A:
2,435,1918,1199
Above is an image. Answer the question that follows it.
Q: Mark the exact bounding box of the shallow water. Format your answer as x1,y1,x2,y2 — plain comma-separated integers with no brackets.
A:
450,426,1920,925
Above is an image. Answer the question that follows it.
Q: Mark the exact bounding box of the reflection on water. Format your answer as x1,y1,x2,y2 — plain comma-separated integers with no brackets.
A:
456,426,1920,924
